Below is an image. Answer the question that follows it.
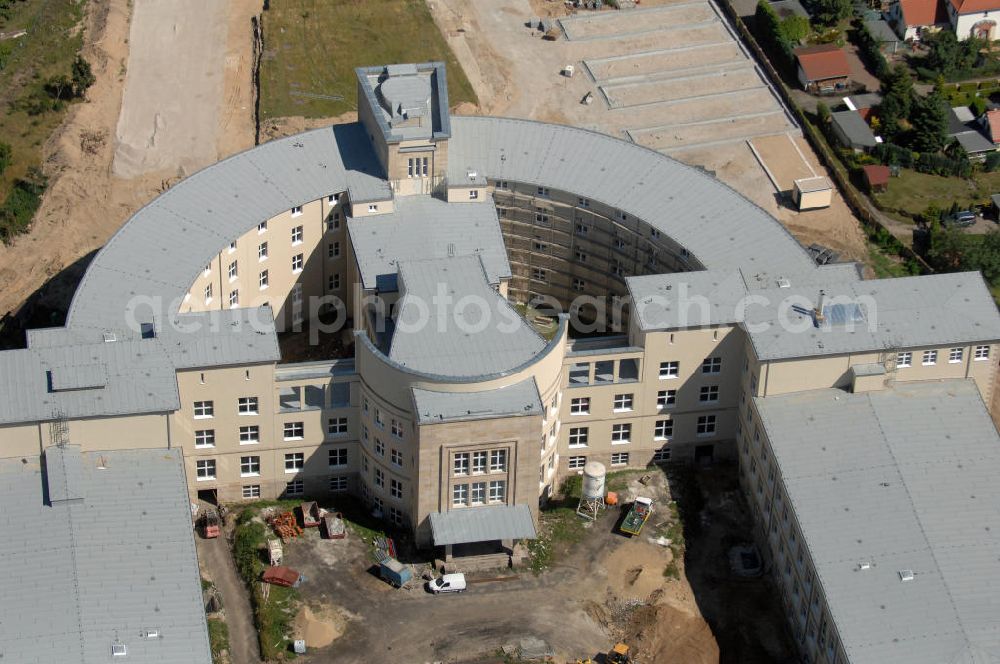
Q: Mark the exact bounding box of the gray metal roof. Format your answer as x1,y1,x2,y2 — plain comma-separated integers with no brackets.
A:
754,380,1000,664
412,377,542,424
629,269,1000,360
389,255,546,377
864,17,899,44
355,62,451,143
429,504,537,545
446,116,819,278
347,194,511,290
954,130,995,155
832,110,878,149
0,308,279,426
0,446,211,663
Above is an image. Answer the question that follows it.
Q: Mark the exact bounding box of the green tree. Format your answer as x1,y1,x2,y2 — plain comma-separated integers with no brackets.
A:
779,15,811,43
0,141,11,177
878,64,914,139
817,100,831,125
927,223,968,271
71,55,95,98
909,91,948,152
966,230,1000,285
925,30,984,76
813,0,852,25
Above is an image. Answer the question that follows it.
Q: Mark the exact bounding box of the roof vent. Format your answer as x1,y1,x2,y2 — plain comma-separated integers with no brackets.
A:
140,629,159,639
102,331,117,343
899,569,915,582
777,278,791,289
111,640,127,657
858,561,871,571
467,170,478,180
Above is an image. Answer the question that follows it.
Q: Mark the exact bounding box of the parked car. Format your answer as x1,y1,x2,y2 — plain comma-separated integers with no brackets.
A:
944,211,976,228
427,573,467,594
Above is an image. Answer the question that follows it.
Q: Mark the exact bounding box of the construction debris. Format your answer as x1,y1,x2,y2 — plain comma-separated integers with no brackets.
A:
270,510,303,541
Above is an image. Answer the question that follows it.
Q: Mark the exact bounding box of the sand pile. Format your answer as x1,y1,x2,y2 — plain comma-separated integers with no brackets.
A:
293,605,346,649
622,603,719,664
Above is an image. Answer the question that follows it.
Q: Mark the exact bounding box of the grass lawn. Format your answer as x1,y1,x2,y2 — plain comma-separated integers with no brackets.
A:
873,168,1000,221
0,0,87,238
259,0,476,120
206,617,230,664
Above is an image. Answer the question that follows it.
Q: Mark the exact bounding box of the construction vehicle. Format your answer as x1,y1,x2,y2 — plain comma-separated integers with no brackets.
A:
608,643,632,664
200,508,220,539
620,497,653,536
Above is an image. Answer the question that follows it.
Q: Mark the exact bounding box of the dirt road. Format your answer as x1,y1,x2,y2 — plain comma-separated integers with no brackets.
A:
197,535,262,664
0,0,259,327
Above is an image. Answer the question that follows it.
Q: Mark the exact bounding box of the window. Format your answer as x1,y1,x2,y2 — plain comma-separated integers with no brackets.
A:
702,357,722,374
194,401,214,418
328,241,340,258
651,228,661,239
374,438,384,457
575,222,588,236
204,283,213,303
659,361,679,379
238,396,258,415
283,422,304,440
372,496,384,513
452,484,468,506
573,278,586,292
654,419,673,440
611,452,629,467
653,446,671,463
391,448,403,467
470,481,485,505
533,241,548,251
388,506,403,526
240,456,260,476
469,190,479,200
570,397,590,414
472,451,487,474
259,270,269,289
227,261,238,281
368,204,378,213
285,453,304,472
613,393,633,411
391,419,403,438
292,254,303,272
242,484,261,499
374,408,384,429
328,274,340,290
697,415,717,436
239,425,260,444
568,455,587,469
257,242,268,262
291,206,303,217
195,429,215,448
258,220,267,234
390,478,403,500
229,240,237,252
285,479,304,496
949,347,963,363
328,447,348,467
488,480,506,503
537,186,550,196
578,196,590,207
196,459,216,480
612,423,631,443
328,417,348,435
657,390,676,408
896,351,912,368
291,226,304,246
923,350,937,366
614,237,626,250
453,453,469,476
569,427,589,447
575,248,587,262
374,468,384,488
699,385,719,403
228,290,239,308
612,260,626,278
327,213,341,231
330,476,348,492
490,449,507,472
532,267,546,281
535,212,549,224
976,345,990,360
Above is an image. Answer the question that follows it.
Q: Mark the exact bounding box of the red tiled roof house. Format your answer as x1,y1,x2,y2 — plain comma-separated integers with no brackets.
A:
946,0,1000,39
979,109,1000,146
887,0,950,40
793,45,851,94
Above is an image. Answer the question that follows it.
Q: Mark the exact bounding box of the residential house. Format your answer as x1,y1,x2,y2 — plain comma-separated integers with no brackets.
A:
794,44,851,93
865,17,903,52
844,92,883,121
946,0,1000,38
979,108,1000,146
888,0,950,40
947,105,996,158
831,110,879,151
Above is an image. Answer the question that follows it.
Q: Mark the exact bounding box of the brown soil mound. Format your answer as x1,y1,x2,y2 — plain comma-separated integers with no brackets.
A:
293,604,345,649
623,603,719,664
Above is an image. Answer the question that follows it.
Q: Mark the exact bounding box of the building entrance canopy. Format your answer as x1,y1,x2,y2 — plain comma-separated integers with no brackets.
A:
429,504,537,546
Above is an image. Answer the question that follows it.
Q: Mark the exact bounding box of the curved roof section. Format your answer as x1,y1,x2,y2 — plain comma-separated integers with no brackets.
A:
66,116,816,334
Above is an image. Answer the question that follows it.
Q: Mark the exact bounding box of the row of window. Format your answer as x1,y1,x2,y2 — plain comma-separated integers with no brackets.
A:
569,386,715,416
897,345,989,367
362,399,406,439
241,475,349,500
452,480,507,507
452,450,508,476
568,415,716,446
194,418,349,448
196,447,351,481
360,433,405,468
567,447,671,471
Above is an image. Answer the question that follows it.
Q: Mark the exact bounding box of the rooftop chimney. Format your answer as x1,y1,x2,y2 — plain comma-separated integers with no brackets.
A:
814,289,827,324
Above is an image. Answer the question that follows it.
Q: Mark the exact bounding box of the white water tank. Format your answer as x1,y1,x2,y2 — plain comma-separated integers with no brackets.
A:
581,461,606,499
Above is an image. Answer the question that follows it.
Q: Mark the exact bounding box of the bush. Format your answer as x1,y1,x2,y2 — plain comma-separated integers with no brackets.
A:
0,141,10,176
985,151,1000,172
233,520,266,583
852,19,888,80
0,170,47,242
755,0,794,65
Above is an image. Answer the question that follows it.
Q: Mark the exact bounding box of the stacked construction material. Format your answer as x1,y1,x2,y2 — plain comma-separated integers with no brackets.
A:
270,510,303,541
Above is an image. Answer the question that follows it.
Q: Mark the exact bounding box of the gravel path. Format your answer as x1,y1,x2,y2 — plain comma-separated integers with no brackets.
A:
198,535,262,664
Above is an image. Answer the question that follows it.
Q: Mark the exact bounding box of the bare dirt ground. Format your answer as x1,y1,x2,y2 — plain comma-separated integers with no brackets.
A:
197,533,262,664
0,0,259,329
250,465,794,663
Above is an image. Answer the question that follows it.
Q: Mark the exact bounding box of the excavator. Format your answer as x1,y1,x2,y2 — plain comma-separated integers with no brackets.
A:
574,642,632,664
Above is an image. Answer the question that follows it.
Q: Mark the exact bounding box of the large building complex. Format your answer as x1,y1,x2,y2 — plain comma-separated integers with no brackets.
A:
2,62,1000,662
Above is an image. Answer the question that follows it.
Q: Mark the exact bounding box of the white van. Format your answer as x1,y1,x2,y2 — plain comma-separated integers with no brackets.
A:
427,573,467,594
